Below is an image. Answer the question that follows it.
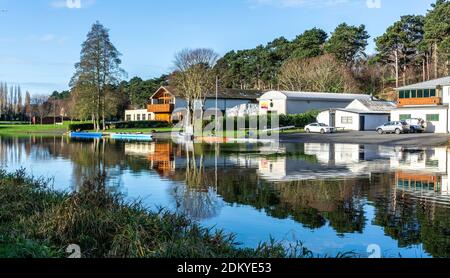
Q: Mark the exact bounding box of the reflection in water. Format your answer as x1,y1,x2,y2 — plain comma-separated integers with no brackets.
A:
1,136,450,257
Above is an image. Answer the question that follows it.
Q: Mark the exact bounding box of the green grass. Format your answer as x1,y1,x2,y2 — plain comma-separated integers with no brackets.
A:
0,168,346,258
0,122,70,135
0,122,181,136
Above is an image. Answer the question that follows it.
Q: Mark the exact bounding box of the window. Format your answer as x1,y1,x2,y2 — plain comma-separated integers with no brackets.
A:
137,114,141,121
418,89,424,98
399,91,405,99
404,90,411,98
142,114,146,121
148,114,152,120
411,90,417,98
426,114,440,122
399,114,411,121
341,116,353,124
126,115,131,122
430,89,436,97
424,89,430,98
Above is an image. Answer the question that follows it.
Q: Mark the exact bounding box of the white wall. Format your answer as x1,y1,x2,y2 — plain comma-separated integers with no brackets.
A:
125,110,154,121
335,111,360,130
391,107,449,133
346,100,369,111
442,85,450,104
317,111,331,126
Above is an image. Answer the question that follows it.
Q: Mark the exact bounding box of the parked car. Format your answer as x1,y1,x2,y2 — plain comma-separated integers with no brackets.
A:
405,118,426,133
305,123,335,134
376,121,410,135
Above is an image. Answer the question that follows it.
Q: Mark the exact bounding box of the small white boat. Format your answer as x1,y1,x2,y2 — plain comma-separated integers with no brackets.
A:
110,133,153,141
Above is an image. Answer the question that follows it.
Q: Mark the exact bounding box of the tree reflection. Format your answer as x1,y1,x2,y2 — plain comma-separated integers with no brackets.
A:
169,143,223,221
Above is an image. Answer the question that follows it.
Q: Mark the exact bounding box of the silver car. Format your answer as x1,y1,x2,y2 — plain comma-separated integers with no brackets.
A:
377,121,410,135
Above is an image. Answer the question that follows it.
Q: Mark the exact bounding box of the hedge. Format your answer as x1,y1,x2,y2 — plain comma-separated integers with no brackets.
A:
279,111,319,128
114,121,172,129
68,123,95,132
213,111,319,130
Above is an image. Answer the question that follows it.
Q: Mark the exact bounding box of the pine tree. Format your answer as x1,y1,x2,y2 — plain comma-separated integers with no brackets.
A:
70,21,126,131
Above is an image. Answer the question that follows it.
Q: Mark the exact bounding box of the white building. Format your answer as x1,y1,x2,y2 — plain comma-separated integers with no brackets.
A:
317,99,396,131
390,76,450,133
258,91,371,115
125,109,155,122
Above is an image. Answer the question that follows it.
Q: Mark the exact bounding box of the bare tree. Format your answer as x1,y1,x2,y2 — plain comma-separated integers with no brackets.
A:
31,95,51,125
278,54,360,93
171,48,219,131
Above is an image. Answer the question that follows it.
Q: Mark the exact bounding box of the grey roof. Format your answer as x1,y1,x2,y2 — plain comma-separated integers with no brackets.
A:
356,99,396,112
279,91,371,101
336,108,391,115
396,76,450,90
154,86,264,100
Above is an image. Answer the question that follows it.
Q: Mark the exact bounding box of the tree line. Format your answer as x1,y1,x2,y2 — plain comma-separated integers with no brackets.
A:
215,0,449,95
0,82,30,121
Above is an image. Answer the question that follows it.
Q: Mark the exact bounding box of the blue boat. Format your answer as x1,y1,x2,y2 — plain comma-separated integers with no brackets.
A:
110,133,153,141
70,132,103,139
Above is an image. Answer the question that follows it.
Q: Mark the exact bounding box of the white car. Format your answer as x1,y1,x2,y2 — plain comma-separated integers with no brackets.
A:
305,123,335,134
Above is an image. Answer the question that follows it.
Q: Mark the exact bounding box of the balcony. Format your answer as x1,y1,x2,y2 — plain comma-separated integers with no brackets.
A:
398,97,441,107
148,104,174,113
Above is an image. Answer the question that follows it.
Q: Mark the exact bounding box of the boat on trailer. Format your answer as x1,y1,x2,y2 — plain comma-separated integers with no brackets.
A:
110,133,153,141
70,132,103,139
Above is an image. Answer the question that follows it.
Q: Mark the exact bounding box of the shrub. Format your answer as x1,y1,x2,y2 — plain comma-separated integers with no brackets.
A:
114,121,171,129
212,111,319,131
279,111,319,128
68,123,95,132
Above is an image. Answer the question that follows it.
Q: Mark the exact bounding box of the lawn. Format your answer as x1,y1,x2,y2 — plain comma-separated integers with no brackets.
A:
0,122,70,136
0,122,181,136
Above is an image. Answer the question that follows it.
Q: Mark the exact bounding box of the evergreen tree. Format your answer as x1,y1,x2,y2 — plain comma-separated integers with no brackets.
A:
325,23,370,66
424,0,450,77
70,21,126,131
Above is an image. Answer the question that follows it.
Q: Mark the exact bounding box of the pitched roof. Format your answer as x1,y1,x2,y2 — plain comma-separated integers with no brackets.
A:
336,108,392,115
396,76,450,90
355,99,396,112
278,91,371,101
154,86,264,100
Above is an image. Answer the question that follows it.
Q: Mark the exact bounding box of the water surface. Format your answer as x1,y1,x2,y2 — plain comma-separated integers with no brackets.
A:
1,136,450,258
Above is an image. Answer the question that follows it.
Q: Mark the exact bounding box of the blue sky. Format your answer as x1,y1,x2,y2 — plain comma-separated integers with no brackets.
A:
0,0,436,95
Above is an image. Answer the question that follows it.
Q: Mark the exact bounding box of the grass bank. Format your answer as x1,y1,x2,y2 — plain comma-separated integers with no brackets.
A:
0,123,70,136
0,122,180,137
0,169,335,258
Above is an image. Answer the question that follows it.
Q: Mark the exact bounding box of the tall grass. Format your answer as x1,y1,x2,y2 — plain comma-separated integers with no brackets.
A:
0,169,340,258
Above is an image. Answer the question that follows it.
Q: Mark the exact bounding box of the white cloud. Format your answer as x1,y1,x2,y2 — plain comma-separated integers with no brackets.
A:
51,0,96,9
366,0,381,9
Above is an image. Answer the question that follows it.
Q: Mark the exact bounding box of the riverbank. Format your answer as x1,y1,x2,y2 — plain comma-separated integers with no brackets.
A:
0,169,327,258
0,123,69,136
0,123,180,137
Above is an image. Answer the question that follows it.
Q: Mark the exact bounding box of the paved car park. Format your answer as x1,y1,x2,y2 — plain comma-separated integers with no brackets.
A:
280,131,450,147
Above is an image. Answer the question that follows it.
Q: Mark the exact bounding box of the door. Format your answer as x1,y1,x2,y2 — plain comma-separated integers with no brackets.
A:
359,116,365,131
331,113,336,127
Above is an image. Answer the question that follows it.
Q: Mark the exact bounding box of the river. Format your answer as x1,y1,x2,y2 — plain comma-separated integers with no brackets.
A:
1,135,449,258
